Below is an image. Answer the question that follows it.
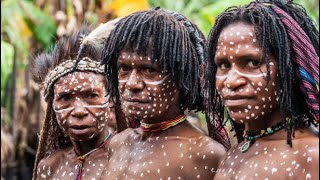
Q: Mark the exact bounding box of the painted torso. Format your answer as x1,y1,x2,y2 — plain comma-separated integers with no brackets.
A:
35,145,109,180
101,121,226,180
214,129,319,180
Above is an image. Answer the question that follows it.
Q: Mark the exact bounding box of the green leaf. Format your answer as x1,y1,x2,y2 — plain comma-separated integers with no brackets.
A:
19,0,57,50
1,0,29,60
1,40,14,102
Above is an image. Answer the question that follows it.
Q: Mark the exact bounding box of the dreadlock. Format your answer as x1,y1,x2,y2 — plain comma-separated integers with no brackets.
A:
204,0,319,148
31,25,101,179
102,8,205,120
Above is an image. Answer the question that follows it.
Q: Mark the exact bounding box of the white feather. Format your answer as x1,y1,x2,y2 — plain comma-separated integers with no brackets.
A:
81,18,120,50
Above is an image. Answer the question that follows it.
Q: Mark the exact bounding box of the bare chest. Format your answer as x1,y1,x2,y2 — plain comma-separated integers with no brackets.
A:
102,138,215,180
37,151,109,180
214,143,314,180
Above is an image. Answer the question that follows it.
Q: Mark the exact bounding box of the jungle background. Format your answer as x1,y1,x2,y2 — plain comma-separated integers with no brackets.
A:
1,0,319,179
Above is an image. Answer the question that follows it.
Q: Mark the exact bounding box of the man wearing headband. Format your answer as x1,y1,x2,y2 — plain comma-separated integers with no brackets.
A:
100,8,227,179
203,0,319,179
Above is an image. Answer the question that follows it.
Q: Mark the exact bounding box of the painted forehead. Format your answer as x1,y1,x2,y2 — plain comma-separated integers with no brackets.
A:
218,23,257,42
54,71,106,92
118,51,161,66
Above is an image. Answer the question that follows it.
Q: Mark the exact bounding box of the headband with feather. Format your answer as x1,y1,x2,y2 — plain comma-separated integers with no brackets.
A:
75,18,120,68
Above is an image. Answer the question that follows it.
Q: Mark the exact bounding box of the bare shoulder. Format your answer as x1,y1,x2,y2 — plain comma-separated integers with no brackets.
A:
198,135,227,158
37,148,68,167
36,148,71,179
291,133,319,179
294,135,319,163
192,135,227,168
109,128,136,149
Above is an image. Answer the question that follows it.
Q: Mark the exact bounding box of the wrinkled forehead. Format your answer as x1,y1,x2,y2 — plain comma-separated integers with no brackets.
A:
54,71,106,89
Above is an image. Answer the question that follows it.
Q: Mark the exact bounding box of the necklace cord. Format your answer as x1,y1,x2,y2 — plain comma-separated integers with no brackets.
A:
75,132,112,180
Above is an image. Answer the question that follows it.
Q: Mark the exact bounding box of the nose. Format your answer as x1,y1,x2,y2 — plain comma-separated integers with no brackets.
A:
224,68,247,90
71,99,88,118
125,69,145,91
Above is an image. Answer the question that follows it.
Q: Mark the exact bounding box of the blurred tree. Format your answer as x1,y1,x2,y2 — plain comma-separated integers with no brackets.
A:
1,0,149,179
147,0,319,35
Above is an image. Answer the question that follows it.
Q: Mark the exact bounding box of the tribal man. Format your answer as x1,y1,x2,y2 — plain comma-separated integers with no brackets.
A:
100,8,227,179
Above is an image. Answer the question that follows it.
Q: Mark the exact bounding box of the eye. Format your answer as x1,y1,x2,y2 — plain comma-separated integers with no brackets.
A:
118,65,131,73
247,60,260,68
144,68,157,75
217,62,231,70
86,92,99,99
57,94,72,102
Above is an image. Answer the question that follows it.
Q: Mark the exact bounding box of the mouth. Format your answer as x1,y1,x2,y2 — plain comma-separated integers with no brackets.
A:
223,95,254,107
124,98,149,104
69,125,93,134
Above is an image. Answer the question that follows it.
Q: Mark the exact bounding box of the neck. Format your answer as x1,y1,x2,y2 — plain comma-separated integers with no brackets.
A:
71,129,109,156
140,109,183,124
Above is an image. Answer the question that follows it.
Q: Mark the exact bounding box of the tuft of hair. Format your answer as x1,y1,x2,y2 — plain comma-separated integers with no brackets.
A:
30,24,102,180
204,0,319,146
102,8,205,115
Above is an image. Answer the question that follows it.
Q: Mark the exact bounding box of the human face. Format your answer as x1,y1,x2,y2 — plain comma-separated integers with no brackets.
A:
118,51,181,123
53,71,109,141
214,22,281,124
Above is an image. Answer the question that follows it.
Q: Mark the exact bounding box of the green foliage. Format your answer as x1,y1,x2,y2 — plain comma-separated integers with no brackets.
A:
147,0,319,35
295,0,319,29
1,0,29,61
20,0,57,50
198,0,253,35
1,40,14,103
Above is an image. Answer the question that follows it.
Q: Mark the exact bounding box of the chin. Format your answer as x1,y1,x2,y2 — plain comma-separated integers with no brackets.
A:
229,114,259,124
69,132,97,142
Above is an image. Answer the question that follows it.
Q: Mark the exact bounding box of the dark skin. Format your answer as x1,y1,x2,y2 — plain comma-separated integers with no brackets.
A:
213,22,319,180
36,71,111,179
100,51,226,179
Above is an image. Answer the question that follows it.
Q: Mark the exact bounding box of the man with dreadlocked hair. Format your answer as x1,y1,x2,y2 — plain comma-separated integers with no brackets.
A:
100,8,226,179
31,20,119,180
203,0,319,179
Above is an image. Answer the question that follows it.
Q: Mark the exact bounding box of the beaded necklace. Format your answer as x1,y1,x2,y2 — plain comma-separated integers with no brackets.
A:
140,114,186,132
240,117,291,153
75,132,112,180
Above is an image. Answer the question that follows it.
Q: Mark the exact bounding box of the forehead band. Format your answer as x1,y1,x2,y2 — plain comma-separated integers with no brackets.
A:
43,57,105,100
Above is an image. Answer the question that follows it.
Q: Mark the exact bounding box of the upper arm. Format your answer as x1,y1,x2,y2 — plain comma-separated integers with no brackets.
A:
295,138,319,180
191,137,227,177
35,152,63,180
201,138,227,169
304,142,319,179
35,157,53,179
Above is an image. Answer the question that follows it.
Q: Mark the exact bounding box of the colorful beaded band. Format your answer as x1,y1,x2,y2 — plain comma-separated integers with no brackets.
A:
240,117,291,153
140,114,186,133
43,57,105,100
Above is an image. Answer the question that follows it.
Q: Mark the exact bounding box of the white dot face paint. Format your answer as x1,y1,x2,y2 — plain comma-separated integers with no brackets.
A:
53,71,110,141
118,51,180,123
214,22,281,124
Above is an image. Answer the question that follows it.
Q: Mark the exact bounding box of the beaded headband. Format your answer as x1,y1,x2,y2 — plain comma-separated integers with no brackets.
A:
43,57,105,100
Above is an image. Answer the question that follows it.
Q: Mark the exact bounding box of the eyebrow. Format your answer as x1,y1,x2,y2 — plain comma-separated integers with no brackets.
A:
215,53,262,61
80,86,104,93
55,91,71,97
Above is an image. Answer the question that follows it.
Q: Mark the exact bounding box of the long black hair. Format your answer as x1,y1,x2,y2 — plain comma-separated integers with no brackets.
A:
204,0,319,146
102,8,205,116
